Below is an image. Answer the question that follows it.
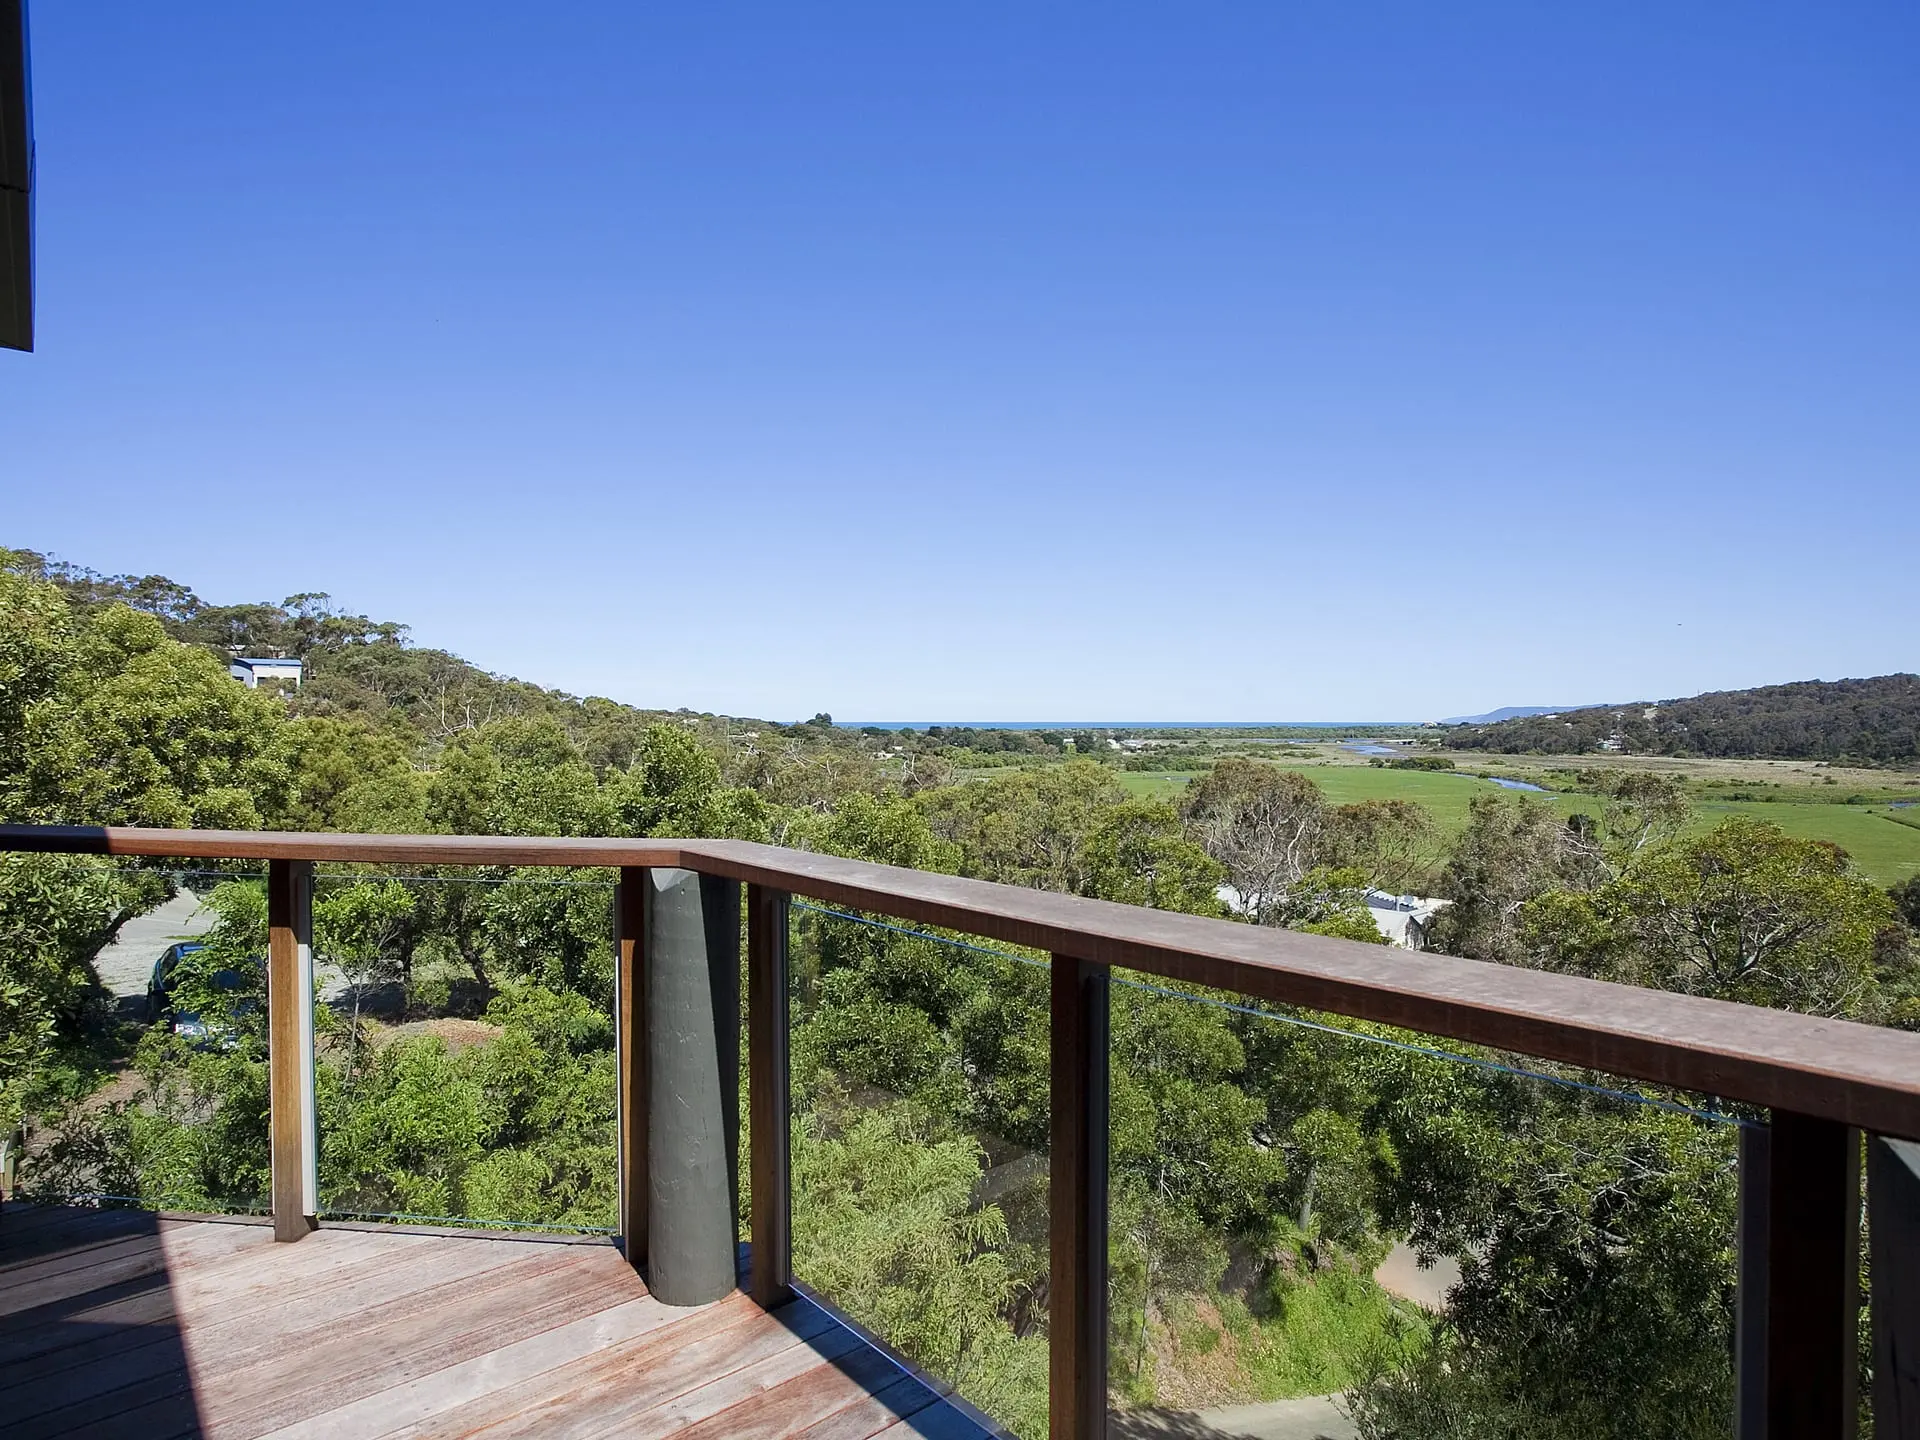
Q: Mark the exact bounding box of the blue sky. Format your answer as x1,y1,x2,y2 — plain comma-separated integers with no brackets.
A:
5,3,1914,722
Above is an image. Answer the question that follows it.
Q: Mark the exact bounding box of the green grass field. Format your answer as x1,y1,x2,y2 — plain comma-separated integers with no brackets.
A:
1690,800,1920,887
1116,769,1920,886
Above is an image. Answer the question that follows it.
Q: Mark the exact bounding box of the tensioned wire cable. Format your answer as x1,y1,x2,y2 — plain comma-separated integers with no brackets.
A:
316,1207,614,1234
20,1191,271,1215
792,899,1753,1129
22,1191,612,1234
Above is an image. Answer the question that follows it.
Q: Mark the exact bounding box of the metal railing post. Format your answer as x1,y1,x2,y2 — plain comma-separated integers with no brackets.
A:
748,884,792,1307
1051,953,1109,1440
642,868,741,1306
1764,1109,1860,1439
267,858,317,1242
614,867,648,1270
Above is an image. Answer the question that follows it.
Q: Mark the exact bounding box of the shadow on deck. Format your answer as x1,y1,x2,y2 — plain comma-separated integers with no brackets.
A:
0,1204,998,1439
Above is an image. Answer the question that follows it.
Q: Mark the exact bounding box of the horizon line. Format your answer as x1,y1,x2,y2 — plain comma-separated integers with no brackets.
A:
833,720,1430,730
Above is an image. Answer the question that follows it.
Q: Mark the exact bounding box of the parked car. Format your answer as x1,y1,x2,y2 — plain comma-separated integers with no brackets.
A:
147,942,261,1044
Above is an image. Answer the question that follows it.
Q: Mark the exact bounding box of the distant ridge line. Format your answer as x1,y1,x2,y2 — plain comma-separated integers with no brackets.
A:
1437,705,1610,726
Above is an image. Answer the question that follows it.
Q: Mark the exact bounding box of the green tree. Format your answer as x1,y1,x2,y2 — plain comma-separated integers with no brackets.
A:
1082,800,1226,914
1275,866,1390,944
1,575,290,829
0,569,76,802
1429,795,1599,964
1890,874,1920,931
1180,759,1328,924
281,716,419,831
1523,816,1896,1018
606,722,770,839
1323,799,1438,895
806,791,959,872
791,1104,1046,1437
1353,1058,1737,1440
316,880,417,1077
917,761,1129,894
1580,768,1691,868
427,718,613,838
0,855,129,1134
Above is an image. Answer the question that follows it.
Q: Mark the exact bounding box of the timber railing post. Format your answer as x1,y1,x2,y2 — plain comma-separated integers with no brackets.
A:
748,884,792,1308
267,858,317,1242
1736,1123,1771,1440
1764,1109,1861,1439
615,867,648,1271
1870,1134,1920,1437
1051,953,1109,1440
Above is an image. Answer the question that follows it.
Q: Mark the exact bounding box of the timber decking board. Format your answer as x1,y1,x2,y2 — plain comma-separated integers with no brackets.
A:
0,1208,995,1440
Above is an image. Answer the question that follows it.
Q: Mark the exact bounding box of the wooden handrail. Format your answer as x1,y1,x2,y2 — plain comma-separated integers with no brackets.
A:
8,822,1920,1138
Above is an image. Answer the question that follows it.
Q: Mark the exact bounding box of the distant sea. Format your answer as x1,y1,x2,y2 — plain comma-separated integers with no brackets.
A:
837,720,1419,730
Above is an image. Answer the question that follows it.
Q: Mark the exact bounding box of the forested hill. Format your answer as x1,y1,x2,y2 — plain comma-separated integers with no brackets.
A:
1,546,783,767
1443,674,1920,763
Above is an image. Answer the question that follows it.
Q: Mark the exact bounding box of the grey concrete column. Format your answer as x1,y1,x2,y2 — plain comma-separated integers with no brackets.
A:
645,868,741,1306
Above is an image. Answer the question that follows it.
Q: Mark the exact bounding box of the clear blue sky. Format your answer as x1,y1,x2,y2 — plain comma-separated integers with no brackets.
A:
5,3,1914,722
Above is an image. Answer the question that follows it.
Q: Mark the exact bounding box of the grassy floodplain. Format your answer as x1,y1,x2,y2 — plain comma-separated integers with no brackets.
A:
1114,744,1920,886
1118,763,1584,828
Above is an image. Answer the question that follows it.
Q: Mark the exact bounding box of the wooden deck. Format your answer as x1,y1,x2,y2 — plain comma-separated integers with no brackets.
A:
0,1205,997,1440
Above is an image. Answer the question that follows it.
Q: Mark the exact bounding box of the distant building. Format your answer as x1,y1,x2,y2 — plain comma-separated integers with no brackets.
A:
230,657,303,689
1364,890,1450,950
1215,884,1451,950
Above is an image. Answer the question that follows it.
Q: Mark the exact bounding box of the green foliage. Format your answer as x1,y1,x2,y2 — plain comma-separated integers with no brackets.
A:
1277,866,1390,944
1322,799,1438,895
322,1037,487,1217
33,1026,275,1212
1893,873,1920,931
0,569,77,797
1082,800,1226,914
1521,816,1896,1017
1430,795,1600,963
317,880,415,974
1352,1096,1737,1440
428,718,613,837
317,880,416,1072
918,761,1131,894
36,978,616,1230
0,571,290,828
165,881,271,1046
319,983,616,1227
792,1104,1046,1437
608,722,721,835
805,790,958,872
1111,981,1285,1232
1236,1267,1429,1404
0,855,130,1132
796,912,1051,1151
282,716,419,831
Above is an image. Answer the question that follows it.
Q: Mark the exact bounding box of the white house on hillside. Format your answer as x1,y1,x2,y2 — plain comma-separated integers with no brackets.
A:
229,657,303,689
